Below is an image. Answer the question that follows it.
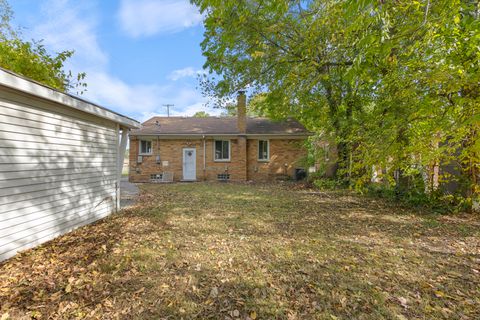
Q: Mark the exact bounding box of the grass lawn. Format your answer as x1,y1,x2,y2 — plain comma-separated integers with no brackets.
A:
1,183,479,319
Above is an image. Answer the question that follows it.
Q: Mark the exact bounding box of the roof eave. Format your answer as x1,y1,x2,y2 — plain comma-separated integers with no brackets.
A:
0,68,140,129
130,132,312,137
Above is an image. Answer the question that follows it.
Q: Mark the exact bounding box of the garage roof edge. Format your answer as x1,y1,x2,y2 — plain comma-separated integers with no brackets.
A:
0,68,140,129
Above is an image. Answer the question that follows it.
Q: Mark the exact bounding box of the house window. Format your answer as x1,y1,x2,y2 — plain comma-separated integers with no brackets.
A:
258,140,269,161
214,140,230,161
139,140,152,155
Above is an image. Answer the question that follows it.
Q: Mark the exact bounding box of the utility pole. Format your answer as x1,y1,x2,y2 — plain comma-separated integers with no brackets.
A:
163,104,174,117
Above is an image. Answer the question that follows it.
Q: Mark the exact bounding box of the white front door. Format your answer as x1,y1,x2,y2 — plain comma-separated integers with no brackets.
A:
182,148,196,180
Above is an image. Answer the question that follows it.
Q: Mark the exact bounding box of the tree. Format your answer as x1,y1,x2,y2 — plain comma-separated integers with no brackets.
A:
192,0,479,209
219,94,265,117
0,0,85,93
193,111,211,117
193,0,371,180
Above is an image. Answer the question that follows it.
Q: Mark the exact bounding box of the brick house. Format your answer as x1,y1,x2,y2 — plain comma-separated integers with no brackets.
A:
128,92,310,182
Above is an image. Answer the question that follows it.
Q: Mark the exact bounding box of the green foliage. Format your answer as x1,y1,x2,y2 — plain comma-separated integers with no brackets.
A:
364,183,471,214
219,94,265,117
312,178,345,191
244,93,268,117
192,111,210,117
192,0,479,211
0,0,85,93
303,134,337,174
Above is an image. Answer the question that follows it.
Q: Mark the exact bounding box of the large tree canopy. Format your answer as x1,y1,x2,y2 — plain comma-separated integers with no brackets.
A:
0,0,85,92
193,0,479,207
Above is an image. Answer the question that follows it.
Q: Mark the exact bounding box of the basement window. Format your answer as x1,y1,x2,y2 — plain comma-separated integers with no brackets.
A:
217,173,230,181
258,140,269,161
139,140,152,155
214,140,230,161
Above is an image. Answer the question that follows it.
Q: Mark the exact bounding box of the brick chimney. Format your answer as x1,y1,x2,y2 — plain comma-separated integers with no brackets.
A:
237,90,247,133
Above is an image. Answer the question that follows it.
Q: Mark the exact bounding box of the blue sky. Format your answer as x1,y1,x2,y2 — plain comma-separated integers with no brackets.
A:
9,0,221,121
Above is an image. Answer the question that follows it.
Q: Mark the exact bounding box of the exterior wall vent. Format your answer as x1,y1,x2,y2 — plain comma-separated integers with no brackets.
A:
150,173,163,182
137,156,143,164
217,173,230,181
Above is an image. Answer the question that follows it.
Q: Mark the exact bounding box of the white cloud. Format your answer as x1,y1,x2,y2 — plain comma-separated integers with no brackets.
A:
84,72,167,113
118,0,203,37
34,0,107,70
174,102,221,117
168,67,207,81
86,72,220,119
23,0,209,120
139,102,220,122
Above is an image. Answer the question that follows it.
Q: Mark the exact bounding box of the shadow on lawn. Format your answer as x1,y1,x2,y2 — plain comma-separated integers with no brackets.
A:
0,214,126,317
1,183,479,319
136,184,479,318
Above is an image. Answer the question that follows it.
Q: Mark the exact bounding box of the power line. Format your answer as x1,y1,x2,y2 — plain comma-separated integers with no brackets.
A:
163,104,174,117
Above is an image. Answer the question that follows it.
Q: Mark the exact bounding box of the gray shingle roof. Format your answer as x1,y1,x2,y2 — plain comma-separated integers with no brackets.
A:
131,116,310,136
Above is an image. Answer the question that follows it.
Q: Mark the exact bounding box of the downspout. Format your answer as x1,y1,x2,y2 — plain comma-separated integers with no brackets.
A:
116,126,129,211
203,135,206,181
157,135,160,165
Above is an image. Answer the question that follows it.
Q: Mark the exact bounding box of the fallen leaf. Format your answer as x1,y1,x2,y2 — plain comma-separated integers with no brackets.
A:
210,286,219,298
134,287,145,294
434,291,445,298
397,296,408,308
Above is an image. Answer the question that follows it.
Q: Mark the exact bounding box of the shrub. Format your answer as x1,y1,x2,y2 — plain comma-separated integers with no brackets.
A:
313,178,345,190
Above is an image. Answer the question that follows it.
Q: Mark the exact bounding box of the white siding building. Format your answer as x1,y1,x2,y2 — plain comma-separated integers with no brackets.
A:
0,68,139,261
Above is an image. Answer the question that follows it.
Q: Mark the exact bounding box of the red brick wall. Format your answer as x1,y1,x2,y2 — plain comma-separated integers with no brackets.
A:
129,136,307,182
246,139,307,181
129,138,204,183
203,138,249,181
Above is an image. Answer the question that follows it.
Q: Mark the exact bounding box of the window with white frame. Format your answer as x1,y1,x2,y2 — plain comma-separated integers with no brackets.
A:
139,140,152,155
214,140,230,161
258,140,269,161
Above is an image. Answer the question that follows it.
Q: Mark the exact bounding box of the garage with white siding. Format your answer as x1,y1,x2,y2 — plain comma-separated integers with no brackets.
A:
0,68,139,261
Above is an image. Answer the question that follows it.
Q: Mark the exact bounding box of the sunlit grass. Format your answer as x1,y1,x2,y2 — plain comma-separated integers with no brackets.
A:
1,182,479,319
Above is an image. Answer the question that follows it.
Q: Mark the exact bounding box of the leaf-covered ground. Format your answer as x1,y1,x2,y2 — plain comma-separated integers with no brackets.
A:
1,183,479,319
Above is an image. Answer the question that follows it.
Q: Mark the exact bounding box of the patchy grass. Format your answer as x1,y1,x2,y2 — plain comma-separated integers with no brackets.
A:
1,182,479,319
